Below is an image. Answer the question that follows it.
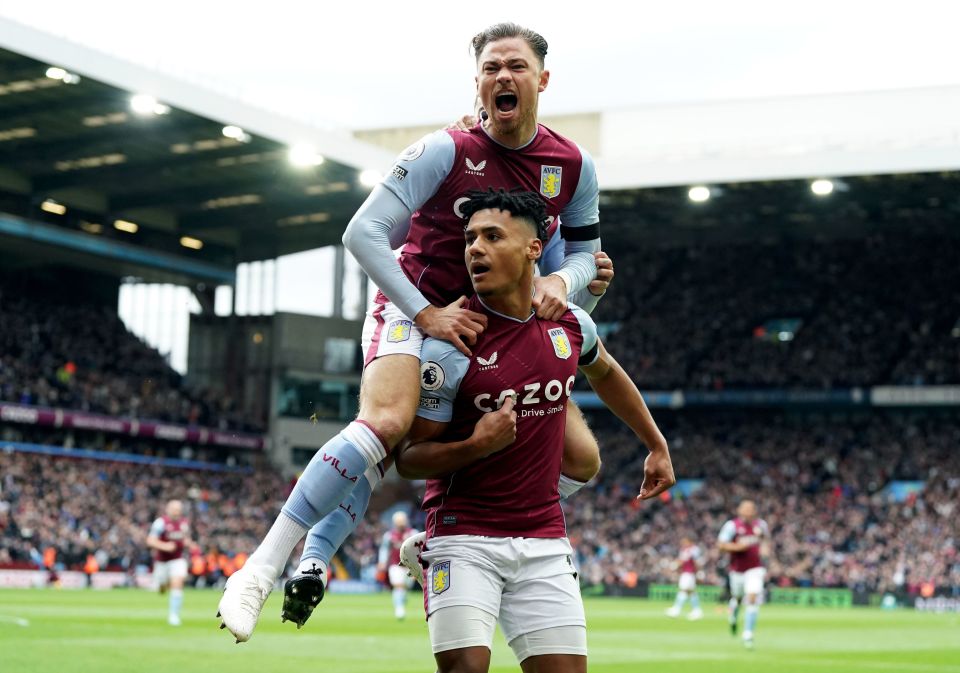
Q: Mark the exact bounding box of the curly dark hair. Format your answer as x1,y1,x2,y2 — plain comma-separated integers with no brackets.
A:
460,188,549,242
471,23,548,68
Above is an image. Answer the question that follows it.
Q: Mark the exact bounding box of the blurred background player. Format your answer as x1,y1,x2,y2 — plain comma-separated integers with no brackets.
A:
665,536,703,620
717,500,769,648
378,511,418,620
146,499,198,626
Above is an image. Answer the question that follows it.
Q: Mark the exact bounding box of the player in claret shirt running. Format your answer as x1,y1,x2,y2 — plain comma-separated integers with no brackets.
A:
718,500,770,649
389,189,674,673
147,499,197,626
665,536,704,620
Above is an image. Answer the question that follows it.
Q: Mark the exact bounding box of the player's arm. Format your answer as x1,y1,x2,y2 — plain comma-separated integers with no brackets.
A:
717,521,749,552
395,398,517,479
535,146,602,320
579,338,674,500
341,132,486,355
145,519,175,553
394,337,513,479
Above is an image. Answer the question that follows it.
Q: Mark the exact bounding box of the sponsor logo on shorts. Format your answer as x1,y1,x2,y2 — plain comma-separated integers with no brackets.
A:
392,165,408,181
540,165,562,199
431,560,451,595
549,327,572,359
420,361,445,391
386,320,412,343
419,396,440,411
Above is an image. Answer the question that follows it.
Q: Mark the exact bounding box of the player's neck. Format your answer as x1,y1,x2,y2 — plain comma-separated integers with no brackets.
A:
481,279,534,321
483,119,539,149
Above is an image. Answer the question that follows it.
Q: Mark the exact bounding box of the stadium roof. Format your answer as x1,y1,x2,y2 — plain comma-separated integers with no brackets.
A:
0,17,393,285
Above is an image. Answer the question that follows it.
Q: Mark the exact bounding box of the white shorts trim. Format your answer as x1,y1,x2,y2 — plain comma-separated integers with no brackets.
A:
420,535,585,643
678,572,697,592
508,625,588,662
428,605,497,654
153,558,188,588
730,567,765,598
360,300,425,367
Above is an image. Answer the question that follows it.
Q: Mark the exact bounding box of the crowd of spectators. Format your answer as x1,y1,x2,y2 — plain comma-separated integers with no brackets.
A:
593,230,960,390
0,448,288,574
0,276,258,432
1,411,957,596
568,411,960,595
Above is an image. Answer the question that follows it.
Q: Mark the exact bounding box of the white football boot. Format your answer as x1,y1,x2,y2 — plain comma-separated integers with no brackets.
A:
217,563,277,643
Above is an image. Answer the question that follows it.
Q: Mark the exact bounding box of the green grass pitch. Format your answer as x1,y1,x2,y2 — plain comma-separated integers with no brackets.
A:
1,589,958,672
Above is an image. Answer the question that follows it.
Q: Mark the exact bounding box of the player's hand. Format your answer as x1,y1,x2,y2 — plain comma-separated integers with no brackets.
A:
589,251,615,296
446,114,479,131
471,395,517,457
415,297,488,356
533,275,568,321
637,447,676,500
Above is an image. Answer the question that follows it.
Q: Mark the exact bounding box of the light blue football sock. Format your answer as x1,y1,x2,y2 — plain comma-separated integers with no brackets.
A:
299,463,380,569
169,588,183,618
281,422,386,529
744,604,759,635
690,593,701,610
672,591,688,610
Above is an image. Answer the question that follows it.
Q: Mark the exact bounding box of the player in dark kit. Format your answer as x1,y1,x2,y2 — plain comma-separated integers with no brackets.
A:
219,22,613,643
392,189,675,673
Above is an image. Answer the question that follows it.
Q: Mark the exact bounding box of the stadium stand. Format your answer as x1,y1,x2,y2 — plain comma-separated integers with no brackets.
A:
0,272,260,432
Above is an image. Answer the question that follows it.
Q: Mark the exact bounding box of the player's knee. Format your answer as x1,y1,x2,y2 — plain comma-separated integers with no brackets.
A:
357,411,413,449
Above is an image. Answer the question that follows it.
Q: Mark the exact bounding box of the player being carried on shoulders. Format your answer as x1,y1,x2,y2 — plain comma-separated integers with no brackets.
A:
219,21,616,643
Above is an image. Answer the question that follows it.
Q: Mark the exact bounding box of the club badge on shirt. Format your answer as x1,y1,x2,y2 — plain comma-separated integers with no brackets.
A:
549,327,572,360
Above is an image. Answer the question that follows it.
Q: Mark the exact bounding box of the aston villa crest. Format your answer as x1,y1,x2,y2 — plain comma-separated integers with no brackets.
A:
540,165,562,199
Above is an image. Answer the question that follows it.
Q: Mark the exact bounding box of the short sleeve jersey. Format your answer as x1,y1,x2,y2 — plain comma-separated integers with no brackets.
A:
149,516,189,562
415,296,599,539
718,518,769,572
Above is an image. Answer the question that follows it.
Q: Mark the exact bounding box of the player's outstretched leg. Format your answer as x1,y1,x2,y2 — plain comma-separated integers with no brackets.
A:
399,530,427,586
282,463,382,628
217,421,388,642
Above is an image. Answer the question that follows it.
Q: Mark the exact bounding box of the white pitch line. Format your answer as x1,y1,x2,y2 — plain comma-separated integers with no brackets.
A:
0,615,30,627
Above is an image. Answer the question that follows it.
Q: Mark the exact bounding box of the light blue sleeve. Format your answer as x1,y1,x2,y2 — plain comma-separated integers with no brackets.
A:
542,226,603,314
553,145,601,294
561,145,600,228
718,520,737,543
380,130,456,212
342,186,428,319
416,337,470,423
569,303,600,367
149,518,164,537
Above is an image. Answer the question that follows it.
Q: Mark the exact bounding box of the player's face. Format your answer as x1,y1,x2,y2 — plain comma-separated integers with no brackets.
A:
464,209,541,297
167,501,183,518
738,501,757,521
475,38,549,140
